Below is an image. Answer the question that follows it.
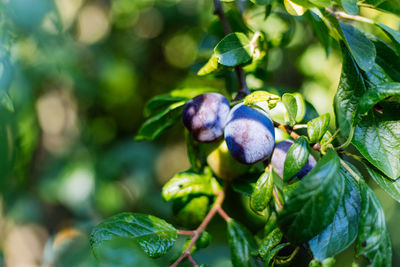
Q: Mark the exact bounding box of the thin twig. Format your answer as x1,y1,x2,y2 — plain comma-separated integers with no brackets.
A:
340,159,362,181
325,8,374,24
213,0,250,100
171,190,226,267
217,207,231,221
187,254,199,267
292,124,307,130
177,230,196,236
274,123,301,140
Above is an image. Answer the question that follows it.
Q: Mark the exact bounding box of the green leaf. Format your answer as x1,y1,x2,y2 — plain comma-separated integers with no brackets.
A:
215,32,252,67
377,23,400,55
198,54,219,76
309,163,361,260
334,43,366,137
340,23,376,72
277,150,343,244
227,219,259,267
231,177,257,196
264,243,291,267
250,167,274,212
307,113,330,143
340,0,359,15
144,87,218,116
258,228,283,259
173,195,209,228
362,0,400,16
304,10,332,56
374,39,400,82
355,180,392,267
90,213,178,258
94,238,157,266
162,170,220,201
185,130,203,173
250,0,273,4
358,82,400,114
365,164,400,203
283,136,310,181
244,91,281,109
136,102,185,141
352,103,400,179
282,92,306,124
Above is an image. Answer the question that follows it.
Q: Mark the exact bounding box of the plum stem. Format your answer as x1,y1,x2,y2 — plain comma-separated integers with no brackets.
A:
213,0,250,100
170,190,227,267
177,230,196,236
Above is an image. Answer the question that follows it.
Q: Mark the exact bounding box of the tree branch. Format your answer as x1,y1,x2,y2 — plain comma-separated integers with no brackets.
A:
213,0,250,100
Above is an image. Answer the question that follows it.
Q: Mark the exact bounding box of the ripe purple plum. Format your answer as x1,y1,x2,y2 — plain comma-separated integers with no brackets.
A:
271,139,317,179
224,103,275,164
182,93,230,142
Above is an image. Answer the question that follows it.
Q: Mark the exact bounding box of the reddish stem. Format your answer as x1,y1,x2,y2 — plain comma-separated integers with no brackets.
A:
217,207,231,221
170,191,226,267
177,230,195,236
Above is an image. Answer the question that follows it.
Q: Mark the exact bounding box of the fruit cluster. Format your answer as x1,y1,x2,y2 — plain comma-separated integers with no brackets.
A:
182,93,316,180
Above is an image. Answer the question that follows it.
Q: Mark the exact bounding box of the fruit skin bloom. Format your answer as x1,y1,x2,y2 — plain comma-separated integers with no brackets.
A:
271,140,317,179
224,103,275,164
182,93,230,142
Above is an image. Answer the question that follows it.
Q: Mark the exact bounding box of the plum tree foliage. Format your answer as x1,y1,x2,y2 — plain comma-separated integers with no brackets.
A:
88,0,400,266
1,0,398,266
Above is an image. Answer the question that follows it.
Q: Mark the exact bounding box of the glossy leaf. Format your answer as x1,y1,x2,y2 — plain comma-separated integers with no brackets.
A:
358,82,400,114
334,43,366,137
215,33,252,67
227,219,258,267
355,181,392,267
282,92,306,124
366,164,400,203
284,0,306,16
340,23,376,72
162,170,220,201
283,136,310,181
258,228,283,259
136,102,185,141
264,243,291,267
90,213,177,258
309,163,361,260
307,113,330,143
250,167,274,212
352,103,400,179
278,150,343,244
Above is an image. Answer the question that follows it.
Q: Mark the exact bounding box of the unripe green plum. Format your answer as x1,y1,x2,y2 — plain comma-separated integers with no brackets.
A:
205,140,250,180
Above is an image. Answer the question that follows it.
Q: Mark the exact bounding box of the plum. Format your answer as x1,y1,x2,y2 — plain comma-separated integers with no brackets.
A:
182,93,230,142
224,103,275,164
271,139,316,179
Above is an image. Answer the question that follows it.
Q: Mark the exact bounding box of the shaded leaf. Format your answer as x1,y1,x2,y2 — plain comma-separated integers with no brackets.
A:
162,170,220,201
374,39,400,82
277,150,343,244
355,180,392,267
309,163,361,260
304,10,332,55
264,243,291,267
215,33,252,67
90,213,177,258
307,113,330,143
358,82,400,114
250,167,274,212
362,0,400,16
377,23,400,55
227,219,259,267
136,102,185,141
283,136,310,181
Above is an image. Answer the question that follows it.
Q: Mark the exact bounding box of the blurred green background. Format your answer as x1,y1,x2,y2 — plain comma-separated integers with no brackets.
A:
0,0,399,266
